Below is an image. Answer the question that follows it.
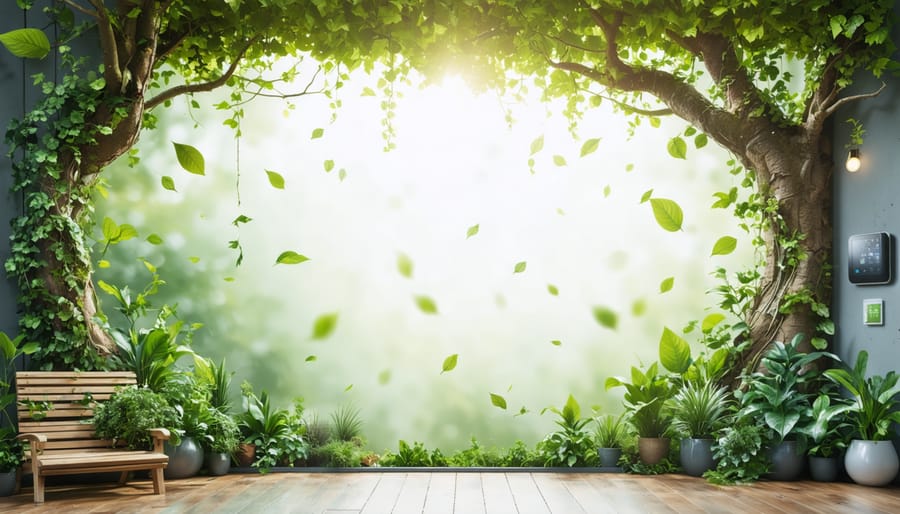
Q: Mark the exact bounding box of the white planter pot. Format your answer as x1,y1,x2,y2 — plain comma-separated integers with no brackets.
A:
844,439,899,487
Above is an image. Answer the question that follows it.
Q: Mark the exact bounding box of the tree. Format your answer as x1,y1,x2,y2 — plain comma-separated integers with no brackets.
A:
2,1,896,373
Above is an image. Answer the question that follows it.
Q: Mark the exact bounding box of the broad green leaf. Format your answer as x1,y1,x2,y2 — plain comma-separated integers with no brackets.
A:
530,135,544,155
397,253,414,278
441,354,458,373
324,159,335,172
311,312,339,340
810,337,828,350
232,214,252,226
266,169,285,189
650,198,683,232
592,306,618,330
161,176,176,191
361,87,376,96
701,313,726,333
667,136,687,159
345,384,353,392
711,236,738,256
580,138,601,157
563,394,581,421
146,234,164,245
694,133,708,149
414,295,438,314
547,284,559,296
117,224,137,242
466,224,479,239
490,393,507,410
305,355,317,362
556,208,565,216
640,189,653,203
0,28,51,59
552,154,567,167
275,251,309,265
101,217,119,242
660,277,675,293
551,340,562,346
659,327,691,374
172,142,205,175
311,127,324,139
98,259,110,269
513,261,527,273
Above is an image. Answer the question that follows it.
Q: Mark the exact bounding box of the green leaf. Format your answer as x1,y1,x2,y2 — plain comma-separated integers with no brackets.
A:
640,189,653,203
361,87,376,96
650,198,684,232
324,160,335,172
397,253,414,278
311,127,324,139
603,185,611,198
0,28,51,59
146,234,164,245
173,142,205,175
378,369,391,384
632,299,647,316
530,135,544,155
101,217,119,242
305,355,317,362
711,236,737,256
345,384,353,392
513,261,527,274
466,224,479,239
660,277,675,293
592,306,618,330
311,312,339,340
161,176,176,191
580,138,601,157
547,284,559,296
667,136,687,159
810,337,828,350
441,354,458,373
339,168,347,181
551,340,562,346
552,155,567,167
266,169,285,189
694,133,708,149
701,313,726,333
490,393,507,410
659,327,691,374
98,259,111,269
414,295,438,314
275,251,309,265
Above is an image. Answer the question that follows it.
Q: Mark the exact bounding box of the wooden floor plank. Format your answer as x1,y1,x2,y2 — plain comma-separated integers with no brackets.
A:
531,473,585,514
360,474,406,514
454,473,485,514
421,473,455,514
481,473,516,514
505,474,550,514
391,472,430,514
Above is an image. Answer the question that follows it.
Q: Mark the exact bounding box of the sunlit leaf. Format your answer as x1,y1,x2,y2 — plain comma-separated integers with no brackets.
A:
397,253,413,278
490,393,507,410
603,185,611,197
650,198,684,232
172,142,205,175
338,168,347,181
694,133,708,149
275,251,309,265
580,137,601,157
625,163,635,172
0,28,50,59
311,127,324,139
551,340,562,346
660,277,675,293
667,136,687,159
378,369,391,384
189,256,200,264
466,224,479,239
702,313,726,333
311,312,339,340
345,384,353,392
441,354,458,374
516,406,529,416
640,189,653,203
414,295,438,314
266,169,285,189
556,208,565,216
146,234,163,245
711,236,738,256
324,159,335,172
224,277,235,282
552,155,567,167
592,306,618,330
547,284,559,296
632,298,647,316
161,176,176,191
232,214,252,226
530,135,544,155
361,87,376,96
659,327,691,374
98,260,110,269
305,355,317,362
514,261,527,274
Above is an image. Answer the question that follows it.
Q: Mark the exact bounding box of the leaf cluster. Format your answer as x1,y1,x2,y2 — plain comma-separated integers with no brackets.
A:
824,350,900,441
91,385,179,450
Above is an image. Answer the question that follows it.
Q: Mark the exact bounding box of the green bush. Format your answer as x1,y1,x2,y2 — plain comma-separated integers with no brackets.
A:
92,385,179,449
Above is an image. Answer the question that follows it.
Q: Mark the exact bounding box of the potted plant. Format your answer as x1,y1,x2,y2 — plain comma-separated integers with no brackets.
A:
737,334,836,480
161,376,210,479
824,350,900,486
202,408,240,475
237,381,290,471
800,392,852,482
92,384,180,449
606,362,674,465
670,379,731,476
536,395,596,467
593,412,631,470
0,330,37,495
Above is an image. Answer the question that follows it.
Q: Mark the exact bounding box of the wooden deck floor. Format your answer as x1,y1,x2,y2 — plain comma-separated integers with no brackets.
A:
2,471,900,513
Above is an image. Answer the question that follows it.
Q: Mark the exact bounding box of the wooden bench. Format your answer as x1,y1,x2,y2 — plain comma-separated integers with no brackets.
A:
15,371,170,504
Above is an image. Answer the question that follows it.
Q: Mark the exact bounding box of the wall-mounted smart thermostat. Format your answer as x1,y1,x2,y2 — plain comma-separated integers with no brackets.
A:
848,232,892,285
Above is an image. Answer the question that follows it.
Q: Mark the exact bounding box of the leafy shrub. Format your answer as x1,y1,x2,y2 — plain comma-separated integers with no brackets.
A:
92,385,179,449
537,395,597,467
704,422,769,484
500,440,541,467
330,404,363,442
380,440,447,467
447,437,503,467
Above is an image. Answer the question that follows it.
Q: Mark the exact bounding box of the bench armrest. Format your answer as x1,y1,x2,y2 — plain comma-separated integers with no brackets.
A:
148,428,170,453
17,432,47,465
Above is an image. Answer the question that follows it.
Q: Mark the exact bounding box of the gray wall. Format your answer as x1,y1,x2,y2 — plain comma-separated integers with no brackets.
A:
832,4,900,376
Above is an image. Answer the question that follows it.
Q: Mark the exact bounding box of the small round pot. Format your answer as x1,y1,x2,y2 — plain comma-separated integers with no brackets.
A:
809,455,839,482
680,438,715,477
206,451,232,476
844,439,899,487
638,437,670,465
235,442,256,467
0,469,16,497
164,436,205,479
768,440,804,481
597,448,622,468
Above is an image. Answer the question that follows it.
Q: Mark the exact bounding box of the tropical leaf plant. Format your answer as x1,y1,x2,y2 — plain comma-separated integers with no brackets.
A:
824,350,900,441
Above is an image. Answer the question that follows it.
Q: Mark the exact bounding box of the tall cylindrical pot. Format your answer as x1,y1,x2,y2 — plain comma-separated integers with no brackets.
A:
680,438,715,477
844,439,899,486
768,440,804,481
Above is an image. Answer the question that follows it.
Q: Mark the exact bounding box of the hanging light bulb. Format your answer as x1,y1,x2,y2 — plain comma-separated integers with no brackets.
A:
846,148,861,173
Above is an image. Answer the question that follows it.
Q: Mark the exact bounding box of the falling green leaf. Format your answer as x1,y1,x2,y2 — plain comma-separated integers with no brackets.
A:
172,142,205,175
625,163,635,172
701,313,726,333
530,135,544,155
378,369,391,384
514,261,527,274
324,159,335,172
490,393,508,410
266,169,285,189
659,327,691,374
146,234,163,245
397,253,413,278
694,133,708,149
667,136,687,159
592,306,618,330
161,176,176,191
441,354,458,374
516,406,529,416
311,312,339,340
0,28,51,59
632,299,647,316
552,155,567,167
711,236,738,256
603,185,611,198
650,198,684,232
547,284,559,296
232,214,252,226
189,256,200,264
551,340,562,346
305,355,317,362
580,138,601,157
339,168,347,181
98,260,110,269
660,277,675,293
556,208,566,216
344,384,353,392
414,295,438,314
311,127,324,139
640,189,653,203
466,224,480,239
275,251,310,265
224,277,235,282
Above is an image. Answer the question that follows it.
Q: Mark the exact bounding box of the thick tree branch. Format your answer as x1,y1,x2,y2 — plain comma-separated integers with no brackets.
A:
88,0,123,93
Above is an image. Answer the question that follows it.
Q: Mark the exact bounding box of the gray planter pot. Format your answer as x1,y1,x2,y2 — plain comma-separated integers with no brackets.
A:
165,436,205,479
0,469,15,497
206,451,232,476
844,439,899,486
680,438,715,477
808,455,839,482
597,447,622,468
768,440,804,481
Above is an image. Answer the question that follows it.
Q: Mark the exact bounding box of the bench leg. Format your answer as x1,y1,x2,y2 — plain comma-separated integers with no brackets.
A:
33,474,45,504
151,467,165,495
118,470,129,485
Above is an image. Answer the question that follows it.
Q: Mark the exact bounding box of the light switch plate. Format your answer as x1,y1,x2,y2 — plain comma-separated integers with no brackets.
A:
864,299,884,326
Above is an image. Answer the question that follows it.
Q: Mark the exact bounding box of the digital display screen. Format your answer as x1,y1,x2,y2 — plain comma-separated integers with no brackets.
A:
849,232,892,285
